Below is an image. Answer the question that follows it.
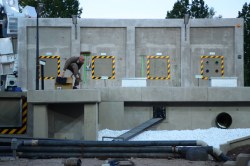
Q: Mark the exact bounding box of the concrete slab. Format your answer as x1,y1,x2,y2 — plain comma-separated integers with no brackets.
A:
208,88,250,101
33,105,48,138
220,136,250,154
223,161,236,166
103,87,142,101
84,104,98,140
28,89,100,103
236,153,250,166
141,87,207,101
0,92,26,98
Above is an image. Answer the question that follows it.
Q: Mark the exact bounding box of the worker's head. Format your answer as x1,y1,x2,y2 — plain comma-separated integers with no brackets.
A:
79,56,84,63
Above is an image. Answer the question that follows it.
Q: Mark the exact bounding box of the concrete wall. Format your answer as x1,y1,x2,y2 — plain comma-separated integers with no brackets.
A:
1,86,249,140
97,87,250,130
100,105,250,131
25,88,250,141
190,27,236,87
12,18,248,141
80,27,126,87
47,103,84,140
0,92,31,136
18,18,243,90
135,28,181,86
28,89,100,140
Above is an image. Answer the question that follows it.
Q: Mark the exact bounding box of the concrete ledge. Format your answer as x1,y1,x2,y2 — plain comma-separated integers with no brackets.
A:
223,161,236,166
220,136,250,154
236,154,250,166
102,88,142,101
0,92,27,98
100,87,250,102
223,153,250,166
28,89,101,103
208,88,250,101
141,87,207,101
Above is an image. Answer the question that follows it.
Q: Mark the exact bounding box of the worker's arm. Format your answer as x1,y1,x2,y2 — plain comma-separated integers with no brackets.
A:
61,71,65,77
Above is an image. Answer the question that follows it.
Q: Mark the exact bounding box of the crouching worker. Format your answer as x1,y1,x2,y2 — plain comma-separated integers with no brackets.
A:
61,56,84,89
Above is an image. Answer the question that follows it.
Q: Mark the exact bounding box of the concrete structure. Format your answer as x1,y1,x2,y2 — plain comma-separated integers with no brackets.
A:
18,18,243,90
28,90,100,140
27,87,250,140
1,18,248,141
221,136,250,154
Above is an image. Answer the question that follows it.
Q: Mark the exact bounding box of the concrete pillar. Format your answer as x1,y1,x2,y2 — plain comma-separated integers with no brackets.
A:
84,103,98,140
235,21,244,86
33,105,48,138
18,18,29,91
181,21,191,87
71,21,81,56
126,26,136,78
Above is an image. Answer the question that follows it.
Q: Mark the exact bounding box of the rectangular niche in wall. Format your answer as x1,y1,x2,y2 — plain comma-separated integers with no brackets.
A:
39,56,61,80
146,56,170,80
200,56,224,80
91,56,115,79
0,97,27,134
48,103,84,140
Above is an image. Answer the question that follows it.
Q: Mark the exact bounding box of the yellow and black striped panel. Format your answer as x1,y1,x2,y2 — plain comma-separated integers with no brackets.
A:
39,56,61,80
91,56,116,79
200,55,224,80
146,56,171,80
0,96,27,135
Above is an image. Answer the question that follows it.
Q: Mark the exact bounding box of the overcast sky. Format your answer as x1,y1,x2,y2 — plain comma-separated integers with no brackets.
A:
79,0,249,19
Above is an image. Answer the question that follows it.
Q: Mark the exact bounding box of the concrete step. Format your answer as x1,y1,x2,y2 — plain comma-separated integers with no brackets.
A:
223,153,250,166
236,153,250,166
223,161,236,166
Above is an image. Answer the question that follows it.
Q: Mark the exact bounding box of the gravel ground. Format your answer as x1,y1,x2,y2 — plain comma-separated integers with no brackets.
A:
0,158,223,166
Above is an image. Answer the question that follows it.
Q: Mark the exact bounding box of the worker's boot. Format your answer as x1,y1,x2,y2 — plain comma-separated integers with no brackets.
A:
76,74,82,82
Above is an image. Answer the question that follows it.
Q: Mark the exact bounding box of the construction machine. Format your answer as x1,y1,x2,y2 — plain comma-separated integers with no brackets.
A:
0,0,36,91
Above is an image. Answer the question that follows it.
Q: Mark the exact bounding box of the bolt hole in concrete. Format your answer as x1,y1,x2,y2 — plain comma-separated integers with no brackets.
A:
215,112,232,129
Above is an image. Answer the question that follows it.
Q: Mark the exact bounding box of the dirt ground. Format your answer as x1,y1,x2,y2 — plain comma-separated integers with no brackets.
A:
0,158,223,166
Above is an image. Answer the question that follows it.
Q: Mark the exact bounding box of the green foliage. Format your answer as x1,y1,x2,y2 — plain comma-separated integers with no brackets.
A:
238,2,250,86
190,0,208,18
166,0,214,19
166,0,189,18
19,0,82,18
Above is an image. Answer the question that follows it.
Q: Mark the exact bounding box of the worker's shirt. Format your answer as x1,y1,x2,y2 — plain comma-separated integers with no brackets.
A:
63,56,83,71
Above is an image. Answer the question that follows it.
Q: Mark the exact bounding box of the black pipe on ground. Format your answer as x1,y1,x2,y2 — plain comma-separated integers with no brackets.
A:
17,152,180,159
23,140,200,147
0,137,229,162
0,146,213,153
0,146,174,153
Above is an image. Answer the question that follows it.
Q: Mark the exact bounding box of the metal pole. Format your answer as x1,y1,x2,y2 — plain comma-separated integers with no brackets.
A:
35,3,40,90
141,55,145,77
41,65,44,90
185,24,187,41
75,24,77,40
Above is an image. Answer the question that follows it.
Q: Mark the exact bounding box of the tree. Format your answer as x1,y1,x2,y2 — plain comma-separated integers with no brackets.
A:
19,0,82,18
238,2,250,86
190,0,208,18
208,7,216,18
166,0,215,19
166,0,189,18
